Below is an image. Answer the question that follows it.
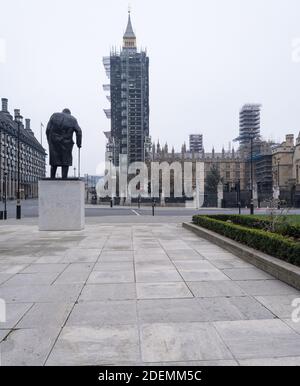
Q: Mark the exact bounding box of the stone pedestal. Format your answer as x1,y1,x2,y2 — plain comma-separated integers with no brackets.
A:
217,183,224,208
39,179,85,231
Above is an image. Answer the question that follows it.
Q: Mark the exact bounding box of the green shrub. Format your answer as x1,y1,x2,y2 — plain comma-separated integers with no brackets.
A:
192,215,300,267
205,214,300,240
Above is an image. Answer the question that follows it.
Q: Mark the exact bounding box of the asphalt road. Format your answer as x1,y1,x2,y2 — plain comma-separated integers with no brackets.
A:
1,199,300,219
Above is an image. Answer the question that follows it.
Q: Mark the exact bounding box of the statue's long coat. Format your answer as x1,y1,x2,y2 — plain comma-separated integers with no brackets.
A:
46,112,82,166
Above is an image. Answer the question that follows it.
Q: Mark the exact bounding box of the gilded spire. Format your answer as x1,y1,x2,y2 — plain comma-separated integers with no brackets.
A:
123,10,136,49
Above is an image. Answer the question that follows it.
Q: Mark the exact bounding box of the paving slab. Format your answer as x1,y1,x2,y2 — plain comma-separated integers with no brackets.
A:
46,325,140,366
88,270,135,284
134,254,170,263
104,243,132,251
199,252,238,261
173,260,217,271
66,300,138,327
255,295,298,318
0,274,14,285
34,256,67,264
16,302,74,329
0,330,10,342
211,259,252,269
59,248,101,263
0,327,61,366
214,319,300,359
99,251,134,262
134,248,166,256
137,298,205,323
136,270,183,283
135,261,174,270
236,280,300,296
166,250,203,260
160,241,191,251
94,261,134,271
140,322,233,363
1,302,33,329
2,272,60,286
79,284,137,301
54,263,93,284
283,319,300,334
21,264,68,274
136,282,193,299
187,281,247,298
179,268,230,282
0,284,83,303
0,264,28,274
222,267,274,281
197,297,275,321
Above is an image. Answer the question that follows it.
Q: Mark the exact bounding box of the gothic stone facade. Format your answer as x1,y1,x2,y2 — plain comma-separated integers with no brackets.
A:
272,133,300,206
150,142,247,206
0,98,46,200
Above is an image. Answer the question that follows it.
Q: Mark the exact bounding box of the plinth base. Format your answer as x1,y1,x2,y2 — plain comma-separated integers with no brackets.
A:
39,179,85,231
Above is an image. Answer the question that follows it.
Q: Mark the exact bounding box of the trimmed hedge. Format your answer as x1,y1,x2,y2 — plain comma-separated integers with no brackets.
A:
192,215,300,267
205,214,300,240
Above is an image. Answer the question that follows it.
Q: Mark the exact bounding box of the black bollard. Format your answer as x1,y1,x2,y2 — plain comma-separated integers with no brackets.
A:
152,198,156,216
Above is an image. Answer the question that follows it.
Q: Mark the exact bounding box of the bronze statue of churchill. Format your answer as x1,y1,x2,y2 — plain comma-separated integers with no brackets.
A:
46,109,82,179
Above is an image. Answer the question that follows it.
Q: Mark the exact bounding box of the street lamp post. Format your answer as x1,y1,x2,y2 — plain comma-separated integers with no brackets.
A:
3,170,7,220
236,179,241,215
109,155,114,208
250,136,254,215
86,174,89,202
15,113,23,220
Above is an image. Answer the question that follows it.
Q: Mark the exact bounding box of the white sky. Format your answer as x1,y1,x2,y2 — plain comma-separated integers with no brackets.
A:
1,0,300,174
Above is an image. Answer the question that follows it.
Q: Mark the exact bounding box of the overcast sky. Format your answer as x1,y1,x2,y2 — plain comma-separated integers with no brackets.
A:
1,0,300,175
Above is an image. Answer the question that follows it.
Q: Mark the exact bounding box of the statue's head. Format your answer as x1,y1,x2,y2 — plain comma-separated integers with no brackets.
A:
62,108,71,115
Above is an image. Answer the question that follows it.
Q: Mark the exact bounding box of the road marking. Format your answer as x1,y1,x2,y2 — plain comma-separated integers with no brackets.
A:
131,210,140,216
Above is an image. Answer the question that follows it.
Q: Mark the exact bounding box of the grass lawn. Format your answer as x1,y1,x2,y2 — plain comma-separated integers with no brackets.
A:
255,214,300,226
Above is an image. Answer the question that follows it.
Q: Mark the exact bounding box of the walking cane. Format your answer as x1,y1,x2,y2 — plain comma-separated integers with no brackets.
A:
78,147,81,179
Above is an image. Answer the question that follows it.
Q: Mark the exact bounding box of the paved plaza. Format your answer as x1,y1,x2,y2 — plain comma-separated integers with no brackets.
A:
0,220,300,366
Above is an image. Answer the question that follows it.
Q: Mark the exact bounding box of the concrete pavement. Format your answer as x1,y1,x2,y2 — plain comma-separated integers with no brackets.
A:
0,220,300,365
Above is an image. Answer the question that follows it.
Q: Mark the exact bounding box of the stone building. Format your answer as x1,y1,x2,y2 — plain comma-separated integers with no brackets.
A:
272,133,300,206
150,140,247,206
0,98,46,200
152,141,246,186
